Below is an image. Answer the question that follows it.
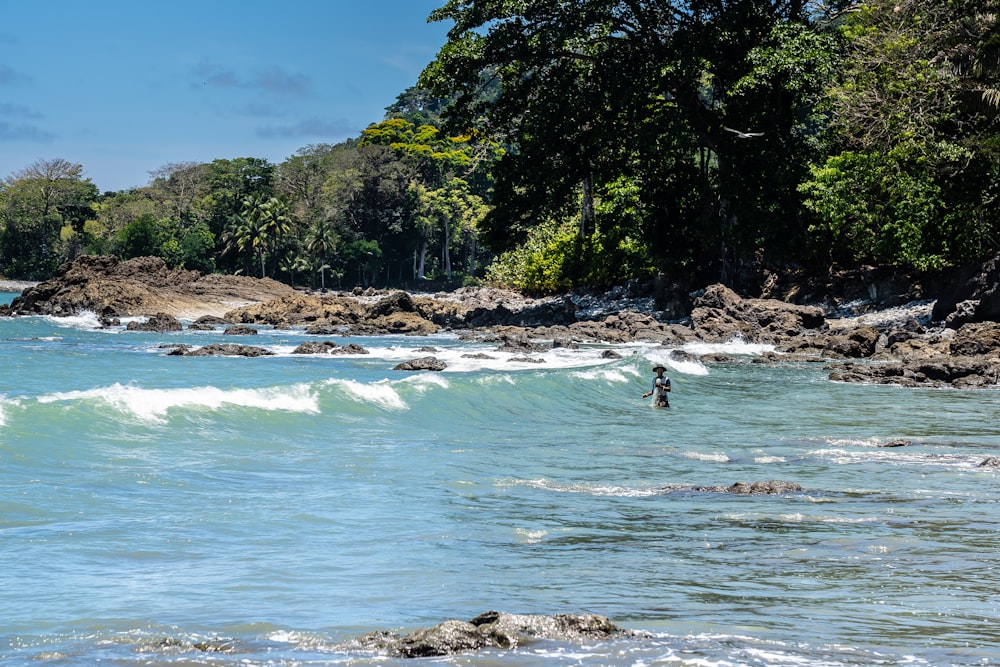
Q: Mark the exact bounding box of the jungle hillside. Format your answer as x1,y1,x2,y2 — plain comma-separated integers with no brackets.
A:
2,0,998,295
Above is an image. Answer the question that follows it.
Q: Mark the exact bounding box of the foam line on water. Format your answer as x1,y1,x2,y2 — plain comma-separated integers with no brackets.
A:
36,382,320,423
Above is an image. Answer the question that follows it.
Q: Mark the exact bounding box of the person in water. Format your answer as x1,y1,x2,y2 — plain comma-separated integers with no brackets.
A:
643,364,671,407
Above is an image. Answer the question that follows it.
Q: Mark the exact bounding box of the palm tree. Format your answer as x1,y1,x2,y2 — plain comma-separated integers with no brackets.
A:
305,216,339,290
238,195,292,277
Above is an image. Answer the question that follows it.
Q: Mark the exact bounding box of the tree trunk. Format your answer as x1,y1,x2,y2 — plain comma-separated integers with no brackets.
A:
416,239,428,279
580,174,595,237
443,220,452,281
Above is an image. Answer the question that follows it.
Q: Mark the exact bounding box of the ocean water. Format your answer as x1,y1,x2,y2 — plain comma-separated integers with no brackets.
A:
2,292,999,666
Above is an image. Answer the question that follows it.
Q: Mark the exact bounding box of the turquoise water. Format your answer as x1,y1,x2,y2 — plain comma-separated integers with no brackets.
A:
2,292,1000,666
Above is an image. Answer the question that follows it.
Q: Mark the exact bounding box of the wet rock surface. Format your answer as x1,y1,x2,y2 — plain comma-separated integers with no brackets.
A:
4,254,1000,389
346,611,636,658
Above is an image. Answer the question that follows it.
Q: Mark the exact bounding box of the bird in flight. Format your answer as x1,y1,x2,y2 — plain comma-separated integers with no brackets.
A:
723,126,765,138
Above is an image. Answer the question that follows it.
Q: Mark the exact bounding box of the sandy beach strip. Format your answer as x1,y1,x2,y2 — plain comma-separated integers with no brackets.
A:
0,280,38,292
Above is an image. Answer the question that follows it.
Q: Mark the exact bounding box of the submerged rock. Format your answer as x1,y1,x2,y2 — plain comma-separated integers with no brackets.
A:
394,356,447,371
348,611,635,658
292,341,341,354
181,344,274,357
660,480,804,495
126,312,183,332
827,356,1000,388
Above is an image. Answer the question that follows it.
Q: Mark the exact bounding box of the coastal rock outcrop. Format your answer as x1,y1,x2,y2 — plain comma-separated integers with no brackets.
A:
5,254,999,389
690,284,825,343
7,255,295,318
930,252,1000,325
827,355,1000,388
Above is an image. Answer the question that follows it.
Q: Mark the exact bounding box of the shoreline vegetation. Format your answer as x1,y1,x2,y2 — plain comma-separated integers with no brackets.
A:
2,4,997,306
3,255,999,389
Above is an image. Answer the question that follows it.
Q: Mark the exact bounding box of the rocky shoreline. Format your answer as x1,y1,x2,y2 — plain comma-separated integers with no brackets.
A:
3,254,1000,389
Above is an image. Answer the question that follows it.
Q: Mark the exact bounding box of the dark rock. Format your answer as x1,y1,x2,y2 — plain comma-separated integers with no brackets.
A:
362,311,438,335
691,283,824,343
932,252,1000,322
350,611,633,658
700,353,736,363
949,322,1000,356
398,620,486,657
8,254,294,318
507,356,545,364
193,315,229,326
292,341,340,354
223,325,258,335
600,349,623,359
369,290,417,316
978,282,1000,322
824,326,880,358
945,299,980,328
720,481,804,495
462,353,496,359
496,334,548,353
828,356,1000,388
660,480,804,494
979,457,1000,467
394,356,447,371
186,323,217,331
668,349,699,363
182,344,274,357
304,324,342,335
330,343,369,355
126,312,183,332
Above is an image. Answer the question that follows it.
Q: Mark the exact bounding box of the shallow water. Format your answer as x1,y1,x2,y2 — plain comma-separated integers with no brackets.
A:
2,293,999,666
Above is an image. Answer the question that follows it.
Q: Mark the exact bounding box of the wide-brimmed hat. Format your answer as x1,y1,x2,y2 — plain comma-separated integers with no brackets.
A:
652,364,667,372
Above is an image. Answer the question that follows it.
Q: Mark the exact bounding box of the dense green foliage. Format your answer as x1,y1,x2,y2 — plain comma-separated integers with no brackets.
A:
2,0,998,291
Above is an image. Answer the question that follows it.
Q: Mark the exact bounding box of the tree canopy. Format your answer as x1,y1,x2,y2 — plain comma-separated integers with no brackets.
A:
2,1,998,293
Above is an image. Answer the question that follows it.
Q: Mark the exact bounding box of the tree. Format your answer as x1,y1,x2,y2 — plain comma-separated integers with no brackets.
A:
413,178,487,281
148,161,208,229
420,0,838,289
801,0,1000,270
0,158,99,278
232,195,291,277
305,215,339,289
385,85,450,127
203,158,276,272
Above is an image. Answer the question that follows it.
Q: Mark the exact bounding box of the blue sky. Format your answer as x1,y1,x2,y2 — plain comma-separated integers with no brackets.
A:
0,1,452,192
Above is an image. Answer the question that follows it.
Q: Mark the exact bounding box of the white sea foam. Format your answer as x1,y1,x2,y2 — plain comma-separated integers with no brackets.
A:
813,447,975,468
683,336,775,357
326,378,406,410
348,339,638,374
44,310,103,330
683,450,731,462
635,348,710,376
37,382,319,422
515,528,548,544
404,373,451,392
570,367,633,383
507,477,661,497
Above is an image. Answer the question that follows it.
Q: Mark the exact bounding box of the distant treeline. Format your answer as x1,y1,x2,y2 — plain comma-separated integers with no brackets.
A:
2,0,998,292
